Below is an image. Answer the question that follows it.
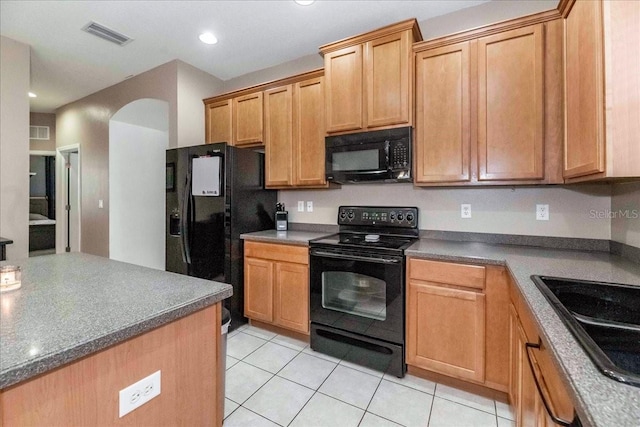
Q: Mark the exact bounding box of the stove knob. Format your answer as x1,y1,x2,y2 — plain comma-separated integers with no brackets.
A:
339,211,347,220
347,211,354,220
397,213,404,221
406,213,414,222
389,212,396,220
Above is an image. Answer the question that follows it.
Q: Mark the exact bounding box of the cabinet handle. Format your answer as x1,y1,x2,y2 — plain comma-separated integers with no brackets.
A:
525,341,576,427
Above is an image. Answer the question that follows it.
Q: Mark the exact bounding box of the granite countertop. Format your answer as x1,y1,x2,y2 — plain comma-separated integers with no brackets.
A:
0,237,13,245
0,253,232,389
240,229,331,245
406,239,640,427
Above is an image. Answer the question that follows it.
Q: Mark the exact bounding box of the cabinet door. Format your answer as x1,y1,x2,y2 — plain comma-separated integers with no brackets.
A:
365,31,410,128
415,42,471,183
294,77,326,187
564,0,605,178
244,257,274,322
206,99,232,144
324,45,363,133
265,85,294,187
478,24,544,181
233,92,263,146
274,262,309,334
407,281,485,382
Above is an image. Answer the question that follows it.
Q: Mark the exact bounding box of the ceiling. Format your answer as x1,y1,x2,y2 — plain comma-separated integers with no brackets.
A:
1,0,492,113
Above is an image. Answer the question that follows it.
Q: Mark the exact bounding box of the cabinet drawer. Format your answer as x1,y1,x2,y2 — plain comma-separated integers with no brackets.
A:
244,241,308,265
409,258,485,290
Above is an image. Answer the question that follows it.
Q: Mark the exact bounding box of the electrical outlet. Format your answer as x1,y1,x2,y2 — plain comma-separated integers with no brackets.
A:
306,201,313,212
461,204,471,219
98,199,104,209
536,204,549,221
297,201,304,212
119,370,161,418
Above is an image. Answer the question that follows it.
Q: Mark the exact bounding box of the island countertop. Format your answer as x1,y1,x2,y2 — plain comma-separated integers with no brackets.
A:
0,253,232,389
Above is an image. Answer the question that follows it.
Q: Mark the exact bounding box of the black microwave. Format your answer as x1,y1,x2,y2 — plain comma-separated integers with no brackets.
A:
325,126,412,184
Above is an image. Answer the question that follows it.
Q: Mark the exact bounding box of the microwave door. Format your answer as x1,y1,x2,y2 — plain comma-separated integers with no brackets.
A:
327,142,387,173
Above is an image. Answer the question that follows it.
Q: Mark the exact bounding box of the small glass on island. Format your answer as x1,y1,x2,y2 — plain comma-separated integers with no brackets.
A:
0,265,22,293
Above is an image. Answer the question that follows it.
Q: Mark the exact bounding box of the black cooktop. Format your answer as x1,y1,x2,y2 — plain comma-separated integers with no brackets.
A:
311,232,417,251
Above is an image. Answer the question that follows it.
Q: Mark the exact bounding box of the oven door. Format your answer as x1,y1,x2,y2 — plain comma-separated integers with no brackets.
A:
309,246,404,345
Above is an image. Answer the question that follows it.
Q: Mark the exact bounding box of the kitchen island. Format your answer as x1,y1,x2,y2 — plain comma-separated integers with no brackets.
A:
0,253,232,426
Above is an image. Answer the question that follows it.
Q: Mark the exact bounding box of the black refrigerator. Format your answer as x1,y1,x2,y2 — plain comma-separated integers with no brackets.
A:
166,143,276,330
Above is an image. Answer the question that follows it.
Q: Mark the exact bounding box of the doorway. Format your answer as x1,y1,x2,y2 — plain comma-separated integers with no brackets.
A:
56,145,81,253
28,150,56,256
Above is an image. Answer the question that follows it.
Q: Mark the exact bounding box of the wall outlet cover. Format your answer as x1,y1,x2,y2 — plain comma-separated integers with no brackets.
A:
297,201,304,212
306,201,313,212
119,370,161,418
461,204,471,219
536,204,549,221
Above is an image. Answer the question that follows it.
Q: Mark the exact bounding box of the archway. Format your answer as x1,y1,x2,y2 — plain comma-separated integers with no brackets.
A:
109,98,169,269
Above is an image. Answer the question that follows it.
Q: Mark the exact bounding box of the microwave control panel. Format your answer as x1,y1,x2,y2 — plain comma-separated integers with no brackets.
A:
338,206,418,228
390,141,410,169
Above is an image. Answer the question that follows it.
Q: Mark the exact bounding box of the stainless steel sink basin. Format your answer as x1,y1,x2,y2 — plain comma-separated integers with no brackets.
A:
531,276,640,387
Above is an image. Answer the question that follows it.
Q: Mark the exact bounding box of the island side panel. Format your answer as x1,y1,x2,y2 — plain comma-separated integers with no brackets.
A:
0,303,221,427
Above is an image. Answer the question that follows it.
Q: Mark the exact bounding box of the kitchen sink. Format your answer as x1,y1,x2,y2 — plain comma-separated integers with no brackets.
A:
531,276,640,387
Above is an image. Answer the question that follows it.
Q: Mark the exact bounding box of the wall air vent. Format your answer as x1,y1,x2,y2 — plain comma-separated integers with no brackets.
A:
30,126,50,140
82,21,133,46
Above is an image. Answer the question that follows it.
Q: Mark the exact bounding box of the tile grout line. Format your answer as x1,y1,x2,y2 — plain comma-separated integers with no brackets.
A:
426,383,438,427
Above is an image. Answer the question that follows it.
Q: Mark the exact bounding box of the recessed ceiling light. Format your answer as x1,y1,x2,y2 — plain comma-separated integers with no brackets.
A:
294,0,315,5
199,32,218,45
28,92,37,98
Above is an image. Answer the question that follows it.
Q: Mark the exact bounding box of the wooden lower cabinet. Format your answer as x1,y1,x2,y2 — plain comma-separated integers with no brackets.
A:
244,241,309,334
406,258,509,390
510,283,575,426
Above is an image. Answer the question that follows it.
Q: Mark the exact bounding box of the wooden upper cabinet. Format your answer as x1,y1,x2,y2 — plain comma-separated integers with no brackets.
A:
294,77,327,187
477,24,544,181
415,41,471,183
233,92,263,146
265,85,294,187
564,0,605,178
205,99,232,144
321,19,421,135
263,73,328,189
365,31,411,128
562,0,640,181
324,45,363,133
414,14,564,187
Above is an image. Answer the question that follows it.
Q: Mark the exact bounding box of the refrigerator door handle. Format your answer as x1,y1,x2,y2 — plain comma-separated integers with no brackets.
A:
181,170,192,266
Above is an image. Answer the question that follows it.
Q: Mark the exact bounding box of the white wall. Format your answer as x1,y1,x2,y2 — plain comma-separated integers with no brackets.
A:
0,36,30,259
611,182,640,248
109,109,168,269
418,0,558,40
280,184,613,240
177,61,225,147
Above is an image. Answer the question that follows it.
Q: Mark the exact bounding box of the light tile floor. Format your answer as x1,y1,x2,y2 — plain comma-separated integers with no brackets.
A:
224,324,516,427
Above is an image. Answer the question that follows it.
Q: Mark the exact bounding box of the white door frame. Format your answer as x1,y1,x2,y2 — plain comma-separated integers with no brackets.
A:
56,144,81,253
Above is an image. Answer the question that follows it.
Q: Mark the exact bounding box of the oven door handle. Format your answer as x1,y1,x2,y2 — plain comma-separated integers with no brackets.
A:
310,250,401,264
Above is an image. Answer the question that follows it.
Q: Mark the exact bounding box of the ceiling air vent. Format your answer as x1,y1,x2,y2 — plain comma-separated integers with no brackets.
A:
30,126,50,140
82,21,133,46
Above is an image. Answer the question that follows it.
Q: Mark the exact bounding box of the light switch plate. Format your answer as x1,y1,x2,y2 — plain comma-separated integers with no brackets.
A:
98,199,104,209
119,370,161,418
297,201,304,212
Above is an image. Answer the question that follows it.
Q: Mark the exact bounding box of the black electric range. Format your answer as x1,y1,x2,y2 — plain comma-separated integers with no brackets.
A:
309,206,419,377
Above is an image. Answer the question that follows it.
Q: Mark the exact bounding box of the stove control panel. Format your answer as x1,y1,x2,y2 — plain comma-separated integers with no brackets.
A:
338,206,418,228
